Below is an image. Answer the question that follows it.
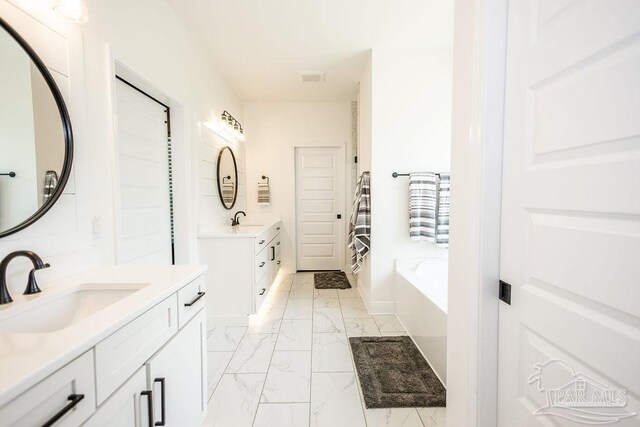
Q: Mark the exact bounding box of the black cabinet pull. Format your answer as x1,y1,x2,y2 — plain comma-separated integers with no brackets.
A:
259,262,266,267
277,261,281,265
258,239,265,244
259,288,266,295
277,241,281,246
141,390,154,427
184,291,205,307
271,247,275,261
154,378,166,426
276,227,281,231
42,394,84,427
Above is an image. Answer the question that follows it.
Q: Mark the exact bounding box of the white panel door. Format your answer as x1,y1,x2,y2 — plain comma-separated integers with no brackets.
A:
115,79,172,265
498,1,640,425
295,147,344,271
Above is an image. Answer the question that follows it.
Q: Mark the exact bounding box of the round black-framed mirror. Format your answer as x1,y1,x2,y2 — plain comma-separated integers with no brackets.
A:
216,146,238,210
0,17,73,238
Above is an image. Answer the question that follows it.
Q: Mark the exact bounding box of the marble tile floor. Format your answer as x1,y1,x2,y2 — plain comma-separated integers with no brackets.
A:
202,272,447,427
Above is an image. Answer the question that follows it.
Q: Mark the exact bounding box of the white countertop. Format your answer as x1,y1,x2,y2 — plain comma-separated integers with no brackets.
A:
0,264,207,407
198,217,281,238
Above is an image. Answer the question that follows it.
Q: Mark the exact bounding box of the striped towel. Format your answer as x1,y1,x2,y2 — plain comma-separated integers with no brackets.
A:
348,171,371,274
436,173,450,248
258,181,270,205
409,173,438,242
222,181,235,205
43,170,58,203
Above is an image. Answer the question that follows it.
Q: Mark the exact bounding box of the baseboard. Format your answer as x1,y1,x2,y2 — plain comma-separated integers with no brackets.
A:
207,314,249,327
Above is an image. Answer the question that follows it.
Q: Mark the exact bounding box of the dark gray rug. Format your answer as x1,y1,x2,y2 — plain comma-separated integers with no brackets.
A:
349,336,446,408
314,271,352,289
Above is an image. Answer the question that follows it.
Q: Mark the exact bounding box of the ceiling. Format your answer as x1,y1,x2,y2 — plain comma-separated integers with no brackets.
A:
167,0,454,102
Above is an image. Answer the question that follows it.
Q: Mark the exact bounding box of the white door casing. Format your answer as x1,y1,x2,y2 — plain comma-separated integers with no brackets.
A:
498,1,640,425
114,79,172,265
295,147,344,271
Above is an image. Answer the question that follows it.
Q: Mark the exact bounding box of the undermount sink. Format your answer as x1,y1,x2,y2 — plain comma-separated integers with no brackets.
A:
0,283,148,334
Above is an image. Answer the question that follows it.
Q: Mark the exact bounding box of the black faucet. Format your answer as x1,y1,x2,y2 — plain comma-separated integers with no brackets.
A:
231,211,246,226
0,250,50,305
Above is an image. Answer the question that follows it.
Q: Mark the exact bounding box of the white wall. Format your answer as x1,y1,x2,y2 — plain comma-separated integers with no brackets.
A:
357,48,453,312
0,0,241,296
243,102,352,273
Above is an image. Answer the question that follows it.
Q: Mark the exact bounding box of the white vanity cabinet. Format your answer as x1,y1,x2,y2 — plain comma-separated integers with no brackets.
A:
199,220,282,326
0,271,207,427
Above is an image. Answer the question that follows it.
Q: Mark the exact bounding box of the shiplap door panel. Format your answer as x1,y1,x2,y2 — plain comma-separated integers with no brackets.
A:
295,147,343,271
498,1,640,425
115,79,172,265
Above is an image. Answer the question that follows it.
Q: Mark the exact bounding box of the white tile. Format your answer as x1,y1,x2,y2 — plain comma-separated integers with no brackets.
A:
203,373,265,427
262,351,312,403
284,298,313,319
247,307,284,334
344,318,381,337
208,326,247,351
226,334,278,373
254,403,310,427
274,274,294,291
364,408,424,427
372,315,405,333
310,373,366,427
277,319,312,351
312,333,353,372
293,272,314,285
314,289,338,298
380,331,408,337
337,288,360,299
314,296,340,308
268,290,290,308
290,284,314,299
340,298,372,319
207,352,233,399
313,308,345,333
417,408,447,426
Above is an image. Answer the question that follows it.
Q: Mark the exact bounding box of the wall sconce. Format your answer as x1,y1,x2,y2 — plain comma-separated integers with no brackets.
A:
220,110,246,142
53,0,89,23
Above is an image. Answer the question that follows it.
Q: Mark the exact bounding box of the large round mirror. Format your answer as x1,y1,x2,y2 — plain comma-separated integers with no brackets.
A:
0,18,73,238
216,146,238,210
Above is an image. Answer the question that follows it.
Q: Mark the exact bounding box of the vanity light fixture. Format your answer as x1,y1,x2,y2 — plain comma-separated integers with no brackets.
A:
220,110,246,142
53,0,89,23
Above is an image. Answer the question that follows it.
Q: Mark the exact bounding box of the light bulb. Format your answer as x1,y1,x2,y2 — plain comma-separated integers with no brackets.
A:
53,0,89,23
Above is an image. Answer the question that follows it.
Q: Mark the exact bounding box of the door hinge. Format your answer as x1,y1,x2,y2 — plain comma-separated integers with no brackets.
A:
499,280,511,305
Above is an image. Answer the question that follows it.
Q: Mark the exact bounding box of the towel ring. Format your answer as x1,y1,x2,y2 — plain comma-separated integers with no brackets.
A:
222,175,232,183
260,175,270,185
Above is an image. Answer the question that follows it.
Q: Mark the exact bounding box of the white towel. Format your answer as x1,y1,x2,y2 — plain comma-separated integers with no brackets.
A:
348,171,371,273
258,182,270,205
222,182,235,204
409,173,438,242
436,173,450,248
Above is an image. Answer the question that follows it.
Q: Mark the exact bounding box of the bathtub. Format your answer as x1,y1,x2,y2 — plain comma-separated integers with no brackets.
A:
395,253,448,386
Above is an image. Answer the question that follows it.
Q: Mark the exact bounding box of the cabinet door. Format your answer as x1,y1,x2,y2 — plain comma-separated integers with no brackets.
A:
146,309,207,426
83,367,149,427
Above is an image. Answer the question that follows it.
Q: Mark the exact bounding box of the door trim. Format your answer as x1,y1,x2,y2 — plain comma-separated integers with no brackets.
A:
448,0,508,425
293,145,346,272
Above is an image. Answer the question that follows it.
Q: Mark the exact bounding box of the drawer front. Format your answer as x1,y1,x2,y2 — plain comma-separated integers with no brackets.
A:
275,236,282,256
254,274,269,314
0,350,96,427
254,230,269,254
95,295,178,404
255,248,269,284
177,276,206,329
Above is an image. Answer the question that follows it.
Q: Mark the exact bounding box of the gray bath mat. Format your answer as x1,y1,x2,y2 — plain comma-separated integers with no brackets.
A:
349,336,446,408
314,271,352,289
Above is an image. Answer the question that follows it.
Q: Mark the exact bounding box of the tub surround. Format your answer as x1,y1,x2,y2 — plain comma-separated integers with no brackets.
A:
0,264,206,410
395,255,448,386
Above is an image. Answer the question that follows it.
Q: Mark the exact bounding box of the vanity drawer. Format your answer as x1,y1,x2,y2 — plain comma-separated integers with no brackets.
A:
177,276,206,329
95,295,178,404
275,236,282,256
255,248,269,283
255,230,270,253
0,350,96,427
254,275,269,313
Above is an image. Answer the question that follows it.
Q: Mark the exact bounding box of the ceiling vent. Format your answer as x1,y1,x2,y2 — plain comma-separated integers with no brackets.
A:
300,72,326,83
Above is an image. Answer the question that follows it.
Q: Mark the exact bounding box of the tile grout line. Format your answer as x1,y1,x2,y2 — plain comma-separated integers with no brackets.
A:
207,325,250,403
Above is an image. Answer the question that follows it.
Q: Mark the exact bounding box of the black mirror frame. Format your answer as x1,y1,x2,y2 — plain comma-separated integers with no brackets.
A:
0,17,74,239
216,146,238,210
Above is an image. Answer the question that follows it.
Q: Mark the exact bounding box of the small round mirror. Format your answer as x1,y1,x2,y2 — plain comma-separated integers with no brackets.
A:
0,18,73,238
216,146,238,210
